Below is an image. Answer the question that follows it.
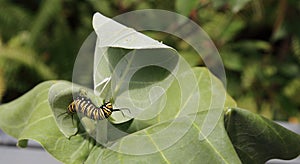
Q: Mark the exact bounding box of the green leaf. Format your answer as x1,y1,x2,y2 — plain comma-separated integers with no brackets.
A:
0,69,241,163
91,12,180,125
48,81,83,138
224,108,300,164
90,12,236,151
0,81,94,163
82,67,241,163
0,81,55,139
178,50,202,67
85,111,240,163
48,67,239,163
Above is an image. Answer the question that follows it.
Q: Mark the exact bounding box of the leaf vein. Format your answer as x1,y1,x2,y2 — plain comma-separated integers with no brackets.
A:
145,131,170,164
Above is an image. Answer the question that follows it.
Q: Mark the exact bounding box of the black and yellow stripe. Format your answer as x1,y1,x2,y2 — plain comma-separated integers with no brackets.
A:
66,96,127,120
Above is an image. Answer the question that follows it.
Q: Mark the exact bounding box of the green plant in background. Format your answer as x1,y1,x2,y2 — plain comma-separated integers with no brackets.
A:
0,34,57,97
1,0,299,122
175,0,300,121
0,0,93,101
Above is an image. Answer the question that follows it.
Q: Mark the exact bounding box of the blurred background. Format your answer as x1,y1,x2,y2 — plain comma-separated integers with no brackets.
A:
0,0,299,122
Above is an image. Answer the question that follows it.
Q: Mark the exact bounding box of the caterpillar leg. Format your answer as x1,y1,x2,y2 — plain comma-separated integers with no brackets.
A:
57,112,76,126
113,108,131,117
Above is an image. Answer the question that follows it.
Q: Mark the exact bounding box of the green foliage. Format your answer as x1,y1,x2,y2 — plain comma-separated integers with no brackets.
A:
0,0,93,102
0,0,31,41
174,0,300,121
0,80,299,163
0,81,93,163
0,33,57,94
225,108,300,163
1,0,299,121
0,68,242,163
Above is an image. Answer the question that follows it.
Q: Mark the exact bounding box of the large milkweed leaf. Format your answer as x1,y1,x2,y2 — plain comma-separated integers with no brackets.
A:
83,67,241,163
74,12,240,162
49,66,240,163
0,81,94,163
2,80,300,163
91,12,178,103
0,66,241,163
89,12,231,143
225,107,300,164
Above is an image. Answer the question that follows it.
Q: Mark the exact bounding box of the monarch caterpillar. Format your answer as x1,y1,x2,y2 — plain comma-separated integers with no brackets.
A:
66,96,130,120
